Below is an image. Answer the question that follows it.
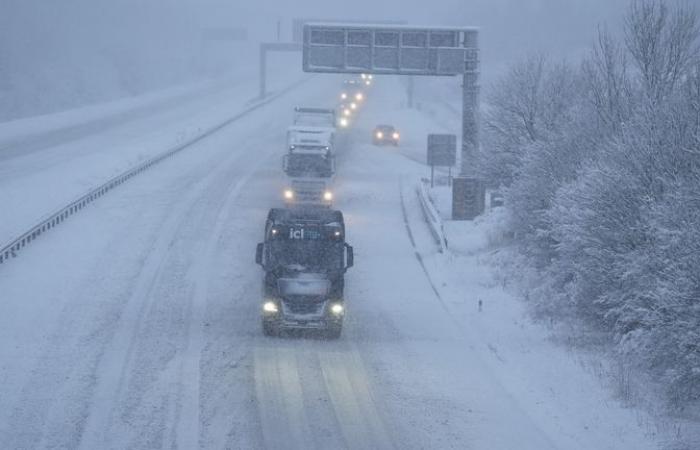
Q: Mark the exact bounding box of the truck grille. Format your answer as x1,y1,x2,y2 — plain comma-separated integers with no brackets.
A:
282,297,325,315
292,180,326,203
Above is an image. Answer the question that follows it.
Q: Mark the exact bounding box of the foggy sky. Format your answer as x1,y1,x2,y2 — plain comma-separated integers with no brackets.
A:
5,0,700,78
3,0,700,119
231,0,700,78
203,0,633,79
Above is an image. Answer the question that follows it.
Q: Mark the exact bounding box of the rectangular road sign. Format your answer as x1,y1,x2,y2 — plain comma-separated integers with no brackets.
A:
427,134,457,166
302,24,477,76
293,19,407,43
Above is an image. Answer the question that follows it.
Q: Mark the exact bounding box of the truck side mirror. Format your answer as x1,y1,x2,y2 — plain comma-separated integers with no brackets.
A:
255,243,264,266
345,244,354,269
282,155,289,172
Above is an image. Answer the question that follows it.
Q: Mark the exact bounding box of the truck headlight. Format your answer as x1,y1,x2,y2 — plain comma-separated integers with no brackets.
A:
341,93,347,100
330,303,344,315
376,131,383,139
392,132,400,140
339,118,349,127
356,93,364,101
350,102,357,110
323,191,333,201
284,189,294,200
263,301,279,313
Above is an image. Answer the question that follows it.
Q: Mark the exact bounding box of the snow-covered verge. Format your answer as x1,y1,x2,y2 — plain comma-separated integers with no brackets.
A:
405,3,700,444
470,2,700,439
425,183,700,449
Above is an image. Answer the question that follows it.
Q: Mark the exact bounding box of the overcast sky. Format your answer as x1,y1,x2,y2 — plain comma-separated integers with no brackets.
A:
5,0,696,78
200,0,634,79
3,0,700,118
245,0,700,78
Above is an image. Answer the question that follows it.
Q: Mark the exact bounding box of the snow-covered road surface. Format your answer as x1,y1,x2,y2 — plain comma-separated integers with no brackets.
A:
0,76,660,449
0,53,302,245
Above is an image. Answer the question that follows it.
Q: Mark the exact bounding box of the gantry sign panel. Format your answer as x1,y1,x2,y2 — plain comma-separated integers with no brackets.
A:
303,24,477,76
293,19,407,43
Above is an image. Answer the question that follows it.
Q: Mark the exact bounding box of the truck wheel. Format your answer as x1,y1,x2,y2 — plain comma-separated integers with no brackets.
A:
326,324,342,340
262,321,277,337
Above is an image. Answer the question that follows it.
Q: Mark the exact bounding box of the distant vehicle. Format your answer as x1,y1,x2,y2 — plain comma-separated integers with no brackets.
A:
338,102,353,118
256,208,354,338
360,73,374,86
282,172,335,207
372,124,400,146
340,80,365,102
285,109,337,206
336,101,358,127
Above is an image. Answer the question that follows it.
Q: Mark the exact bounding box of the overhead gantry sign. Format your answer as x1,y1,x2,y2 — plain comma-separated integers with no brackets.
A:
302,24,472,76
301,23,483,220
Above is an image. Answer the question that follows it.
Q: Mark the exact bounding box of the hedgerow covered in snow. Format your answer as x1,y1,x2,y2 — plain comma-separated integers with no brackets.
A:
479,0,700,411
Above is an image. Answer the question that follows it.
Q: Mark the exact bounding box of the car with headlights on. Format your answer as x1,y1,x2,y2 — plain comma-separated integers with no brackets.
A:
372,124,400,146
340,79,365,103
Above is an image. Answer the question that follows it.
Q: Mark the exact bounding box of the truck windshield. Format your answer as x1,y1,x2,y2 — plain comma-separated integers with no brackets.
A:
278,278,331,296
286,154,333,177
294,114,334,127
269,241,343,272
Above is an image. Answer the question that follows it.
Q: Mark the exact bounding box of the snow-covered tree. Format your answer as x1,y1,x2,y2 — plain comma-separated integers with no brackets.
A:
487,0,700,409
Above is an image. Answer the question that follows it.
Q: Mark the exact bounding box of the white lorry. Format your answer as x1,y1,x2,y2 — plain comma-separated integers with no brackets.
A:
292,107,336,129
283,108,337,207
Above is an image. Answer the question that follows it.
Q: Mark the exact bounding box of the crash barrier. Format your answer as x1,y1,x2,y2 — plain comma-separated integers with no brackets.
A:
416,180,448,253
0,77,310,267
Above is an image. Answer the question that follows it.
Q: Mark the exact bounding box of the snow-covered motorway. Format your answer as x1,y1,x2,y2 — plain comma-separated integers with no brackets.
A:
0,54,300,245
0,76,657,449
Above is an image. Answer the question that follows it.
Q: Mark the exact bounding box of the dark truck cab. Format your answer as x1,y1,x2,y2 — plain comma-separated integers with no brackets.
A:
255,208,353,338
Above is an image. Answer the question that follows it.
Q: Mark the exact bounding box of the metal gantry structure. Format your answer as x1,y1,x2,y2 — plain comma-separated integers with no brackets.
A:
301,23,483,219
259,42,302,99
259,19,407,100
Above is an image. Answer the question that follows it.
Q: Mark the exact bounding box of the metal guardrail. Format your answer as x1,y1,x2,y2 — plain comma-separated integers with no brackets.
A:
0,78,310,266
416,180,448,253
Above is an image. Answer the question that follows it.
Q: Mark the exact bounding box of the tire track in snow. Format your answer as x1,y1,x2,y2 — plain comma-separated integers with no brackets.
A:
173,156,267,450
254,346,315,450
76,166,223,450
2,76,346,449
319,350,394,450
78,123,281,449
